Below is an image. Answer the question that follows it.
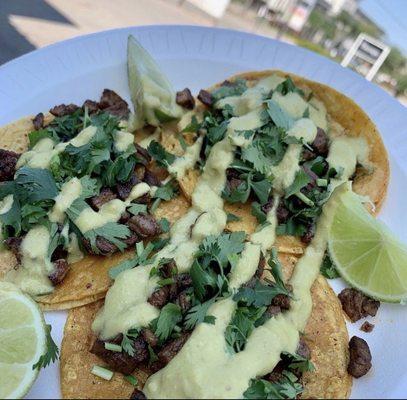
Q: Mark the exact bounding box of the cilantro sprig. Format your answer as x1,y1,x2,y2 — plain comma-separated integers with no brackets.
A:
32,324,59,371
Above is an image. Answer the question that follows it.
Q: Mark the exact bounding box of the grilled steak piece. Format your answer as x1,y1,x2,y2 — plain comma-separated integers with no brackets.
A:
49,104,79,117
99,89,129,118
82,99,100,114
135,144,151,165
261,198,274,214
348,336,372,378
148,286,170,309
32,112,44,130
89,187,117,210
176,274,193,291
143,169,161,187
141,328,158,348
4,237,23,262
197,89,213,107
127,214,161,239
130,389,147,399
90,336,148,375
265,305,281,318
50,244,68,262
360,321,375,333
48,259,70,286
311,128,329,157
272,293,290,310
176,290,192,313
301,223,315,244
338,288,380,322
123,231,140,248
116,175,140,200
261,198,290,224
82,236,118,256
176,88,195,109
0,149,19,182
157,333,190,366
256,254,266,278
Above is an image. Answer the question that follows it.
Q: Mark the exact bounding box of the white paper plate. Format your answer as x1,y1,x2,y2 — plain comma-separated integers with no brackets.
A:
1,25,406,399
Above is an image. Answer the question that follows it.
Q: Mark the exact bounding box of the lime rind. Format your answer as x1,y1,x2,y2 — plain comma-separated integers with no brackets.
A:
328,188,407,303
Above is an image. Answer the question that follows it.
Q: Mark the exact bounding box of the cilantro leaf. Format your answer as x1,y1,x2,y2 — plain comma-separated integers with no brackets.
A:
184,298,216,330
241,141,270,174
28,129,58,148
211,78,248,101
226,212,240,223
320,253,339,279
281,351,315,373
284,170,311,198
182,115,201,133
147,141,175,168
127,203,148,215
251,202,267,223
251,178,272,205
32,324,59,370
266,99,294,131
275,77,304,97
83,222,130,254
121,328,141,356
153,180,178,201
153,303,182,341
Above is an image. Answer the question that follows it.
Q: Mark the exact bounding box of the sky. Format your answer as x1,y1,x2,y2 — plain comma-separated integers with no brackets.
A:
360,0,407,54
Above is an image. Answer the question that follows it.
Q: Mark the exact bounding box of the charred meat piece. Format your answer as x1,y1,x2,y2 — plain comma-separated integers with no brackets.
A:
265,361,285,383
348,336,372,378
276,203,290,224
51,244,68,262
271,293,290,311
301,223,315,244
82,236,118,256
135,144,151,165
119,211,131,224
157,333,190,366
123,231,140,248
128,214,161,239
256,254,266,278
0,149,20,182
49,104,79,117
130,389,147,400
48,259,70,286
116,175,140,200
176,273,193,291
265,305,282,318
89,187,117,210
148,286,170,308
160,260,178,278
32,112,44,130
99,89,130,118
176,290,192,314
338,288,380,322
141,328,158,348
4,237,23,263
297,337,311,360
197,89,213,107
143,169,162,187
82,99,100,114
302,148,316,161
176,88,195,110
261,198,274,215
311,127,329,157
136,193,151,205
302,165,319,190
360,321,375,333
90,336,148,375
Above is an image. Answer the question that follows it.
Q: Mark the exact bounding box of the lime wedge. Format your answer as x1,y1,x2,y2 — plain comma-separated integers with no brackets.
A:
0,283,47,399
127,35,182,128
328,187,407,303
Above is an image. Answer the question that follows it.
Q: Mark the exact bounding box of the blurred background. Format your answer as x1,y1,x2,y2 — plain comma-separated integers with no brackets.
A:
1,0,406,105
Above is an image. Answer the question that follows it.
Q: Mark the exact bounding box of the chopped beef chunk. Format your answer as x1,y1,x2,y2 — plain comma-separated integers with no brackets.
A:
261,198,274,214
130,389,147,400
302,148,316,161
160,260,178,278
276,203,290,224
141,328,158,348
82,236,118,256
227,177,244,192
168,283,178,301
119,211,131,224
272,294,291,310
176,273,193,291
48,259,70,286
176,290,192,313
265,305,282,318
176,88,195,110
360,321,375,333
348,336,372,378
123,231,140,248
338,288,380,322
265,361,285,383
302,165,318,190
89,187,117,210
157,333,190,366
0,149,19,182
197,89,213,107
82,99,100,114
136,193,151,205
311,128,329,157
99,89,130,118
143,169,162,187
90,336,148,375
51,244,68,262
135,165,146,181
301,223,315,244
297,338,311,359
148,286,170,308
4,237,22,262
128,214,161,239
116,175,140,200
32,112,44,130
49,104,79,117
256,254,266,278
135,144,151,165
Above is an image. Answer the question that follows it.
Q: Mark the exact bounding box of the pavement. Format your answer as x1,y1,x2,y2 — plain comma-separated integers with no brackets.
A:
0,0,283,65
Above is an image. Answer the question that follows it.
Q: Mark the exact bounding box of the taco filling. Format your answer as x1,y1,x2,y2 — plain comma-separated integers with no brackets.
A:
64,37,389,399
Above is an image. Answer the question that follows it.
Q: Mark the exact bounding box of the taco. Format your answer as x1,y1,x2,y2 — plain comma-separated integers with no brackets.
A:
57,36,389,399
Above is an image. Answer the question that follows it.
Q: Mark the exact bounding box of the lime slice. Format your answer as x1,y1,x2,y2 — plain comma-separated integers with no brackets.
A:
0,282,47,399
328,187,407,303
127,35,182,129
